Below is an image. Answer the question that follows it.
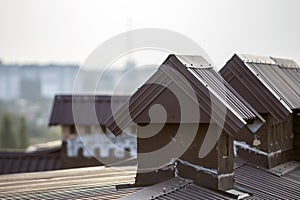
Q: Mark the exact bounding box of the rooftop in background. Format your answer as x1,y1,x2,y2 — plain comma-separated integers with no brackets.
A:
0,145,61,175
49,95,129,126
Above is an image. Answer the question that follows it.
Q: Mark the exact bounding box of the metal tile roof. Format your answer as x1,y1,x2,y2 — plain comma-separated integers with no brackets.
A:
122,177,237,200
155,184,235,200
2,160,299,199
220,54,300,117
245,62,300,111
0,166,241,200
106,55,263,136
188,67,256,121
49,95,129,126
0,166,138,199
220,54,300,121
234,161,300,199
283,168,300,183
0,146,61,175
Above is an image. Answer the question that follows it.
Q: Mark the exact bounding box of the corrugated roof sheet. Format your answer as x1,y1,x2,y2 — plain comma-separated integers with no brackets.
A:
0,166,242,200
239,54,300,111
2,159,299,199
189,67,256,121
0,146,61,175
220,54,300,121
122,177,237,200
155,183,236,200
234,159,300,200
245,63,300,111
283,168,300,183
0,166,138,199
106,55,264,136
49,95,129,126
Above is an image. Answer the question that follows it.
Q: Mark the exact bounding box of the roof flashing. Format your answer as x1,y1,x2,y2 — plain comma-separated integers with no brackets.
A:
269,160,300,177
271,57,300,69
238,54,276,65
238,54,300,69
176,55,213,69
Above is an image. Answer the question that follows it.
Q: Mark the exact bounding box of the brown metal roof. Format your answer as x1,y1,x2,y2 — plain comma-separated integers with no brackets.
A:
0,166,241,200
284,168,300,183
234,159,300,199
122,177,237,200
49,95,129,126
0,146,61,175
106,54,264,135
189,67,256,121
0,166,138,199
157,184,234,200
1,160,299,199
220,54,300,121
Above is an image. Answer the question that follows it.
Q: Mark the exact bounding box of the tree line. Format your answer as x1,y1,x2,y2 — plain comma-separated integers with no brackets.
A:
0,112,29,149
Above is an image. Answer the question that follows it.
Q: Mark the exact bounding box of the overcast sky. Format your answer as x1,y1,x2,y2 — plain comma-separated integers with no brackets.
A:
0,0,299,69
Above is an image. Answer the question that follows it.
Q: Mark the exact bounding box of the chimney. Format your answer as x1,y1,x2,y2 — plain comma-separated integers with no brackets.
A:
220,54,298,169
106,55,264,191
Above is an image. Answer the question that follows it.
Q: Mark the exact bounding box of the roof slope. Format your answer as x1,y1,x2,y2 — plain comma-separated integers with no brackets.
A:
1,161,299,199
106,54,264,135
49,95,129,126
0,166,137,199
0,166,237,200
234,160,300,199
122,177,237,200
220,54,300,121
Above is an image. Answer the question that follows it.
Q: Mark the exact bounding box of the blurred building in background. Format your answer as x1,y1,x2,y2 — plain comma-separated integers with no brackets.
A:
0,63,156,144
0,64,78,101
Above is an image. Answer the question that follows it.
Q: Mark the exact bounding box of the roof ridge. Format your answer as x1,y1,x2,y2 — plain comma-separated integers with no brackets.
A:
238,53,299,69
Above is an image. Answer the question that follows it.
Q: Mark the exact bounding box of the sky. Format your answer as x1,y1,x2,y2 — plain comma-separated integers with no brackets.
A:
0,0,299,69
